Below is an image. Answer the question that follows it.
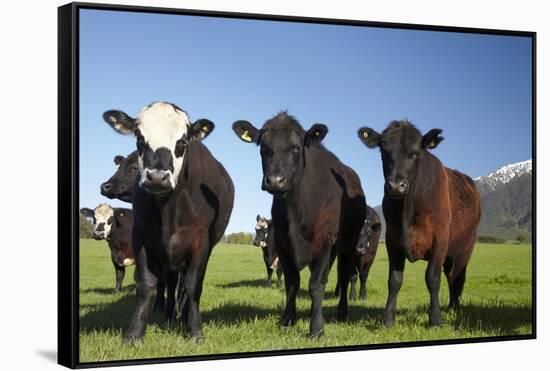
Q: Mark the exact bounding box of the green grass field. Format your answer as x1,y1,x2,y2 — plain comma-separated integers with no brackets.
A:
79,239,532,363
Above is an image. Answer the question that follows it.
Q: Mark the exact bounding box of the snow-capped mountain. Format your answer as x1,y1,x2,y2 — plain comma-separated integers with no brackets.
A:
474,159,532,196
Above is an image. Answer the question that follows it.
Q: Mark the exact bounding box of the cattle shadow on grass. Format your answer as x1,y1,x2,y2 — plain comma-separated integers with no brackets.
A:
79,292,170,333
216,279,309,297
79,284,136,295
453,303,533,334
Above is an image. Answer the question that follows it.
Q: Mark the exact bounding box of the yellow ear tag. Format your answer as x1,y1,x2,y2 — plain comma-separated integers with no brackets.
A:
315,131,320,137
202,125,210,133
428,140,436,148
119,212,124,217
363,131,369,138
241,130,252,142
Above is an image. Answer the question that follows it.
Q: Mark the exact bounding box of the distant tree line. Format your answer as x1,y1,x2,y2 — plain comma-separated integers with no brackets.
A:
80,214,94,238
223,232,254,245
476,234,529,244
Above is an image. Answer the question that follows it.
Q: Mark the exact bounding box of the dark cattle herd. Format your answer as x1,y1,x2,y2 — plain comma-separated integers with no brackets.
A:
81,102,482,343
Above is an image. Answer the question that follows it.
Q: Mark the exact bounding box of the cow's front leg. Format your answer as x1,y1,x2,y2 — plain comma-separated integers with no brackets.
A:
153,260,166,313
276,265,283,288
308,254,331,338
124,246,158,344
349,271,358,301
383,243,405,328
112,260,125,291
358,266,370,300
279,250,299,327
265,262,273,287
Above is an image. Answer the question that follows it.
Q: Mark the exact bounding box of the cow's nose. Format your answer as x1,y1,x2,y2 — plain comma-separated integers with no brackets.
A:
264,175,287,190
143,169,172,192
386,178,409,196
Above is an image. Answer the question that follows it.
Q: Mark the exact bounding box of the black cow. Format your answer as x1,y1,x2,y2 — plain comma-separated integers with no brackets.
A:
99,151,169,313
100,151,139,203
233,112,366,338
334,205,381,301
358,120,481,327
253,215,282,287
104,101,234,343
80,204,135,291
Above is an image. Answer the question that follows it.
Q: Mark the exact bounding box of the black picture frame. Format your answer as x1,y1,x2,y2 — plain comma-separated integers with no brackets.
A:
58,2,536,368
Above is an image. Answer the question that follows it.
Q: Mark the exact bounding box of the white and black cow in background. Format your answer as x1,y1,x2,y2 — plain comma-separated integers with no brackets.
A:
103,102,234,343
253,215,282,287
80,204,135,291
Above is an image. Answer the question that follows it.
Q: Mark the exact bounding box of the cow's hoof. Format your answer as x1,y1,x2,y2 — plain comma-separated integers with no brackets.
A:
123,334,143,346
308,329,324,339
282,317,296,327
359,294,367,300
429,316,442,327
266,281,272,287
190,332,204,344
382,318,395,328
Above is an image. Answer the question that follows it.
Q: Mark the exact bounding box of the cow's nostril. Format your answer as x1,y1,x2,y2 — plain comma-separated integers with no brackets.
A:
101,182,111,191
161,174,168,181
146,172,153,181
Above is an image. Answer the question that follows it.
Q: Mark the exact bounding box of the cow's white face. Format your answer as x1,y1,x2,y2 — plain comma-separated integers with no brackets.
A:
90,204,114,240
103,102,215,195
136,102,190,191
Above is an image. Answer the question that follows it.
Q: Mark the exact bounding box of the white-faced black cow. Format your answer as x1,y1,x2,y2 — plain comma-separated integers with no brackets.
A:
233,112,366,338
334,205,381,301
80,204,135,291
253,215,282,288
104,102,234,343
358,120,481,327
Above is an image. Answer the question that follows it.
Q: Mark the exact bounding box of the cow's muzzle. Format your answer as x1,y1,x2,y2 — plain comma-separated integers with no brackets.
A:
385,178,409,198
141,169,173,194
262,174,288,194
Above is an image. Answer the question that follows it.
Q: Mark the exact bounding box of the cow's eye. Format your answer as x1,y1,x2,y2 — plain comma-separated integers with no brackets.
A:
409,152,419,160
129,166,138,173
292,145,302,153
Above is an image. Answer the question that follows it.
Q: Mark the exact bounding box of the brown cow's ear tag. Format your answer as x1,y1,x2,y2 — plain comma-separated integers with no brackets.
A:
427,140,436,149
119,212,124,217
363,131,369,138
241,130,252,142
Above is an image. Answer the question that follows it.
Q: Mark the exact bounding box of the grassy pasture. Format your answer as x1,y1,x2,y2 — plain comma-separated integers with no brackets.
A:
79,239,532,363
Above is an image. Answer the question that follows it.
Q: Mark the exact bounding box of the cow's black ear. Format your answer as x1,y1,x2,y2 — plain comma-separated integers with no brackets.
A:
114,155,125,165
371,222,382,233
305,124,328,146
422,129,444,149
357,127,381,149
189,119,215,142
256,214,261,222
103,110,137,135
232,120,260,144
80,208,94,218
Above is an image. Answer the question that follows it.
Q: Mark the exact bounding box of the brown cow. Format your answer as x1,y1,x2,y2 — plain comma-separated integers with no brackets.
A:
358,120,481,327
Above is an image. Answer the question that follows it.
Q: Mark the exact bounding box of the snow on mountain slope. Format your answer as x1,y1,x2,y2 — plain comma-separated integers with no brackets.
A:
474,159,532,195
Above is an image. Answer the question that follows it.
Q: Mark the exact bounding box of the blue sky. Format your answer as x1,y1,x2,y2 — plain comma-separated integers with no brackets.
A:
79,9,532,233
